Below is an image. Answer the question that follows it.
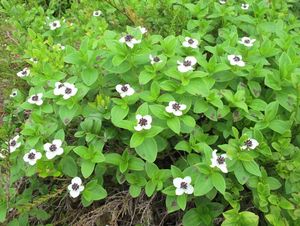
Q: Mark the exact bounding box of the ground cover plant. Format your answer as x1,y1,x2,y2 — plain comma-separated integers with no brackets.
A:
1,0,300,225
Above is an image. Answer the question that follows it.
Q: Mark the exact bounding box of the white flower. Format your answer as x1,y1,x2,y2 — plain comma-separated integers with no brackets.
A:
149,55,162,64
210,149,228,173
219,0,227,4
23,149,42,166
44,139,64,159
134,115,152,131
61,83,78,99
241,138,259,150
49,20,61,30
119,34,141,48
227,55,245,67
10,90,18,98
238,37,256,47
93,10,102,16
57,43,65,50
67,177,85,198
182,37,199,49
9,135,21,153
173,176,194,196
28,93,43,106
29,58,38,63
165,101,186,116
241,3,249,10
138,26,147,34
177,56,197,73
116,84,135,98
54,82,65,96
17,67,30,77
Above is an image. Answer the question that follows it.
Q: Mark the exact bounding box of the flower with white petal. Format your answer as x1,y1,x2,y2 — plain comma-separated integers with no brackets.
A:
177,56,197,73
17,67,30,77
23,149,42,166
241,3,249,10
165,101,186,116
29,58,38,64
28,93,43,106
138,26,147,34
61,83,78,100
238,37,256,47
149,55,161,64
210,149,228,173
49,20,61,30
54,82,65,96
10,90,18,98
241,138,259,150
173,176,194,196
93,10,102,16
9,135,21,153
219,0,227,4
116,84,135,98
119,34,141,48
227,55,245,67
44,139,64,159
182,37,199,49
134,115,152,131
57,43,65,50
67,177,85,198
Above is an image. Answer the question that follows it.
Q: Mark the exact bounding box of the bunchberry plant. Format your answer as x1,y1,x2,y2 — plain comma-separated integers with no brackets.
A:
1,0,300,225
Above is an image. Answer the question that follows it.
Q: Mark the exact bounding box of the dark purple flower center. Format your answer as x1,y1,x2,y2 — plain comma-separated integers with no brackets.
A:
125,35,133,42
153,56,160,62
244,39,250,44
28,152,36,160
188,38,194,44
183,60,192,67
72,183,79,191
233,56,240,62
172,103,181,111
95,12,99,15
58,84,64,88
139,118,148,126
65,88,72,94
53,22,57,27
12,92,17,96
244,139,252,148
217,156,225,164
49,144,57,152
22,70,27,75
10,140,16,146
180,182,188,189
121,85,128,92
32,95,39,101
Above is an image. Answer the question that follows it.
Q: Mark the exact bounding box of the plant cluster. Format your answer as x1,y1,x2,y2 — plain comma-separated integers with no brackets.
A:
1,0,300,225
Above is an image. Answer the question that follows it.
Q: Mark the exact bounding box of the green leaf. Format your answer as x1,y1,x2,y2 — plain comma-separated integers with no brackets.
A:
130,132,145,148
145,181,156,197
181,115,196,128
167,117,181,134
194,174,213,196
239,211,259,225
60,156,78,177
59,105,79,125
175,140,192,153
183,208,202,226
242,160,262,177
73,146,91,159
81,67,98,86
185,77,215,97
177,194,187,210
0,202,6,223
139,70,156,85
129,184,142,198
212,172,226,194
269,120,290,134
111,105,129,124
264,101,279,122
135,138,158,162
81,160,95,178
83,180,107,201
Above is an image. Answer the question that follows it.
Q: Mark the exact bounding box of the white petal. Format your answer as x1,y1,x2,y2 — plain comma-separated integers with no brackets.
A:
72,177,82,185
173,177,183,188
63,94,71,99
218,163,228,173
241,145,247,150
126,42,134,48
212,149,218,159
178,64,190,73
10,146,17,153
36,100,43,106
185,185,194,194
173,110,183,116
175,188,185,196
120,92,127,98
236,60,245,67
116,84,123,93
53,139,62,147
28,159,37,165
132,39,141,44
15,142,21,149
179,104,187,111
79,185,85,192
54,88,63,95
149,55,153,61
56,147,64,155
227,55,235,61
143,124,152,130
250,139,259,149
165,105,174,113
35,152,42,160
119,37,125,43
182,41,190,47
13,135,20,141
23,153,29,162
44,143,51,151
183,176,191,184
134,125,143,131
126,87,135,96
185,56,197,65
46,151,56,160
136,114,142,120
67,184,73,191
144,115,152,124
70,190,80,198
